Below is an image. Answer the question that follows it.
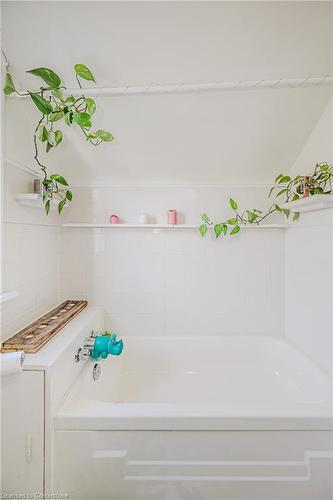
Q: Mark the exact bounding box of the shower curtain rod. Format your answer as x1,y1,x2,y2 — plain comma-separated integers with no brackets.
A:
70,76,333,96
11,76,333,97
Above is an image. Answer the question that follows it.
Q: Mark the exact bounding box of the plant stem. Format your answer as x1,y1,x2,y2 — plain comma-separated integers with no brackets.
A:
33,116,48,180
76,74,83,90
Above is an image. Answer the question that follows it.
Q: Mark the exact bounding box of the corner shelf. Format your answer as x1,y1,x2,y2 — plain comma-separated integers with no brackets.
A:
280,194,333,213
13,193,44,208
61,223,286,229
13,193,64,211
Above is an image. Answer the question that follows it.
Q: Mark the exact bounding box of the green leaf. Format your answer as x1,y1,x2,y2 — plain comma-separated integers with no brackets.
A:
274,204,282,212
85,98,96,116
3,72,15,95
229,198,238,210
64,112,73,126
293,211,300,222
95,129,114,142
73,112,92,129
58,199,66,214
27,67,61,88
45,199,50,215
50,174,68,186
29,92,52,115
38,125,48,143
222,224,228,235
246,211,257,223
54,130,63,145
199,224,207,237
46,141,53,153
66,190,73,202
47,130,55,146
49,108,64,122
230,225,240,235
274,173,283,183
214,224,223,238
282,208,290,218
65,96,76,105
320,163,329,172
74,64,96,82
291,194,300,201
276,188,288,197
278,175,291,184
86,132,97,141
201,213,211,224
52,89,63,100
268,186,275,198
227,217,237,225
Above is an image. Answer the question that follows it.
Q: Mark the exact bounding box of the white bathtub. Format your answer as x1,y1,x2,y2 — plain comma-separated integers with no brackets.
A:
55,335,332,431
53,336,333,499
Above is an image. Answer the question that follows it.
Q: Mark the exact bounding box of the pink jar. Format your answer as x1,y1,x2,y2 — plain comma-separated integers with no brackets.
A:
110,214,120,224
167,209,177,225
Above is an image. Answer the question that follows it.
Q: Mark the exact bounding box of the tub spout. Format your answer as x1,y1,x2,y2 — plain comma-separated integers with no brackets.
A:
90,332,124,360
74,331,124,363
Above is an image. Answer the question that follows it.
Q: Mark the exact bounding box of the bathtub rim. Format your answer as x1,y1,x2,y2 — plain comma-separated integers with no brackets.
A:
54,400,333,431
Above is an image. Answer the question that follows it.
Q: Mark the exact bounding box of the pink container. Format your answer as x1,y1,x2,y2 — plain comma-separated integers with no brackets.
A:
167,209,177,225
110,214,120,224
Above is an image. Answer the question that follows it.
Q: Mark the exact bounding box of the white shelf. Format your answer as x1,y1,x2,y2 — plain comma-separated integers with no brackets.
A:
13,193,44,208
13,193,65,211
280,194,333,213
61,223,286,229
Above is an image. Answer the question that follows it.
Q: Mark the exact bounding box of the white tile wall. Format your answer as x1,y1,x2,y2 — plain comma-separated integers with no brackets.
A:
61,185,280,226
285,209,333,374
60,213,284,337
3,170,331,373
1,163,60,342
1,223,60,341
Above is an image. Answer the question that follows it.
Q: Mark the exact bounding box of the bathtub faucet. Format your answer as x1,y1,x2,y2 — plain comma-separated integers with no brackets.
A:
74,330,124,363
90,332,123,360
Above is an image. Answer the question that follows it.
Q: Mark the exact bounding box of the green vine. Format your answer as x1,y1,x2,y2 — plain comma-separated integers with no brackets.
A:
3,64,113,214
199,162,333,238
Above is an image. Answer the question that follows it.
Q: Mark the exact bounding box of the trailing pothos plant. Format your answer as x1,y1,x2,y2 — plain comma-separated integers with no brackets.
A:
3,64,113,214
199,162,333,239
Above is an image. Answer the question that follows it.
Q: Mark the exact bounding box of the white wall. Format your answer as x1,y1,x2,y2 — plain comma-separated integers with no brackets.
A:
0,48,62,343
1,1,332,349
1,160,60,342
1,1,332,185
59,185,285,337
291,97,333,175
0,91,61,342
285,210,333,374
285,97,333,373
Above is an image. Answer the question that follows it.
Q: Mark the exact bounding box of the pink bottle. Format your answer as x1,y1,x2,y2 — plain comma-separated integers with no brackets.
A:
167,209,177,225
110,214,120,224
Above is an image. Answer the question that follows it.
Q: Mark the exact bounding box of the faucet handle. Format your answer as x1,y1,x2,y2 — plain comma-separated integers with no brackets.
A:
74,346,89,362
84,336,95,350
74,334,96,363
89,329,98,338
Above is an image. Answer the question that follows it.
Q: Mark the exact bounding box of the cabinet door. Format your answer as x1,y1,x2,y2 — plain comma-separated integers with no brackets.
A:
1,370,44,494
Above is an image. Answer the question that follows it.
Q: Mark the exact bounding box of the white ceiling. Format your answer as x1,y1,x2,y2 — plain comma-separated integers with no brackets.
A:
2,1,333,184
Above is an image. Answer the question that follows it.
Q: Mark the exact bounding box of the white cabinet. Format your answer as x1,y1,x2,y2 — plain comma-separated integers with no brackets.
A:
1,371,44,495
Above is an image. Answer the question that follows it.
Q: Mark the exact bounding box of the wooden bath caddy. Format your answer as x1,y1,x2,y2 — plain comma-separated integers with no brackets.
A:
1,300,87,353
